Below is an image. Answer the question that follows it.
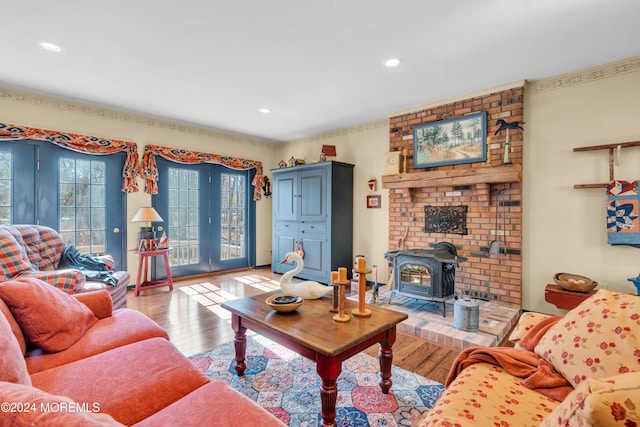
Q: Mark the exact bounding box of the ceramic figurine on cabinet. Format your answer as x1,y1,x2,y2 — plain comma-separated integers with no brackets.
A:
277,160,287,168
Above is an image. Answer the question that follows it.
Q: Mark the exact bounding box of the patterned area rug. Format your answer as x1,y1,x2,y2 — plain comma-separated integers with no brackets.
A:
189,334,444,427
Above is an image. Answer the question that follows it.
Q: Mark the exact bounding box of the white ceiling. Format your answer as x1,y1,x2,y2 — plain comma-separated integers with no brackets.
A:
2,1,640,143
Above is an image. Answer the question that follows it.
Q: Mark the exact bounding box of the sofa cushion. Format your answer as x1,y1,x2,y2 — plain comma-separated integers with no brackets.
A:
417,362,559,427
31,337,210,425
541,371,640,426
508,311,554,347
535,289,640,388
0,381,124,426
21,269,86,293
26,308,169,374
9,224,66,270
0,298,27,355
0,226,33,281
0,308,31,385
133,380,287,427
0,277,98,352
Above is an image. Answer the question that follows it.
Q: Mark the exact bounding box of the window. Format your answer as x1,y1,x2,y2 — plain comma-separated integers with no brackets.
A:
221,173,246,260
0,140,126,267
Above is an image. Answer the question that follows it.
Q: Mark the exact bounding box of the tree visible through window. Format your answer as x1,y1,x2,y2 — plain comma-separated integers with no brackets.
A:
0,151,12,225
221,173,245,260
59,158,107,254
167,167,200,267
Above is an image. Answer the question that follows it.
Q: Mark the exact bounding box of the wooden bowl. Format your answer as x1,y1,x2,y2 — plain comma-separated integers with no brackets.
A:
553,273,598,293
265,294,304,312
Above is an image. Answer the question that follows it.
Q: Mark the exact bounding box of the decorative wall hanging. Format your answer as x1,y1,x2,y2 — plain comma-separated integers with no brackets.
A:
413,111,487,168
0,122,139,192
141,144,264,201
368,179,377,192
321,144,336,158
262,176,272,197
366,195,381,209
493,119,525,164
423,205,468,234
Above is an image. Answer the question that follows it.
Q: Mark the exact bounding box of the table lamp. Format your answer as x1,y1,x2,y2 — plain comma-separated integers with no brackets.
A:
131,207,163,251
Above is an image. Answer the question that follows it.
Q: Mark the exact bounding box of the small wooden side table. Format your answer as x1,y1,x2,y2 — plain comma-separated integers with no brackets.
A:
128,248,174,296
544,284,596,310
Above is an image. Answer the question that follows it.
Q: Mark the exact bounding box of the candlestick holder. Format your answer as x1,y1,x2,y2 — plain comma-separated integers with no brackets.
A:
332,277,351,323
330,271,339,313
503,129,511,164
352,258,372,318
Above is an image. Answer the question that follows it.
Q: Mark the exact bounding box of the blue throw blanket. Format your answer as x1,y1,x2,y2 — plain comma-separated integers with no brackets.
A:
607,180,640,247
58,245,118,286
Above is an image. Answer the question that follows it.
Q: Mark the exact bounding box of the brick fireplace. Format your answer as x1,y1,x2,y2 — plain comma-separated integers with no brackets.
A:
384,87,524,308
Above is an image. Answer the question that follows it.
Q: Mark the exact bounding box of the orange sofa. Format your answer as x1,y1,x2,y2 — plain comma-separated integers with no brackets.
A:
0,278,286,426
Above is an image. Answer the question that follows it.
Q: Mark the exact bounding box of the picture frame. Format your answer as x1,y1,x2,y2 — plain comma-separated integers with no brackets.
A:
413,111,487,168
366,195,381,209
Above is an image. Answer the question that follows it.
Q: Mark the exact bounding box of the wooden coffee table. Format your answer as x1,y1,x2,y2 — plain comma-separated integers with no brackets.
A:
221,291,408,427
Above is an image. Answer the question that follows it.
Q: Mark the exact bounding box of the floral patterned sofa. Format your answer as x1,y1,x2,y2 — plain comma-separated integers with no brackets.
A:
0,224,129,309
418,288,640,426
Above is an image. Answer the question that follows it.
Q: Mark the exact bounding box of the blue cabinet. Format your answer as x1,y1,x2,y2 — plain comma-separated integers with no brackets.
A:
272,161,354,284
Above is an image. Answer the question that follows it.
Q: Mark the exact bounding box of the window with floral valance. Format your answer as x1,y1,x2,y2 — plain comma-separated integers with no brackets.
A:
141,144,265,201
0,122,139,193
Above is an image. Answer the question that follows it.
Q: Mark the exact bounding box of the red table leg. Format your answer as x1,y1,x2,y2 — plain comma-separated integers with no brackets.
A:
161,251,174,292
231,315,247,376
378,329,397,393
134,252,146,297
316,356,342,427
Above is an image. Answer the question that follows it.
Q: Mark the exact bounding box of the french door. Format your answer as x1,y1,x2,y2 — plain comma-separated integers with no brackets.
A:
152,158,256,278
0,140,127,268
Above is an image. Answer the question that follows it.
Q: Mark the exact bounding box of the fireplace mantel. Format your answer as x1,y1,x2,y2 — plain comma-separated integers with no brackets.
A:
381,163,521,202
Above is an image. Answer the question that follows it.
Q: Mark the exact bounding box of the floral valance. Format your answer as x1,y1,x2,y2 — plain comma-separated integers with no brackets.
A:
141,144,265,201
0,122,139,193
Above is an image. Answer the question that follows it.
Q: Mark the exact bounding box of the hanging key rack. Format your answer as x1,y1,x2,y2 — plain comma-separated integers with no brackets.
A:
573,140,640,189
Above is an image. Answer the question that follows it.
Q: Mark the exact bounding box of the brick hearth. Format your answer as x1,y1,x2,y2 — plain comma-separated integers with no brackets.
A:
350,286,519,349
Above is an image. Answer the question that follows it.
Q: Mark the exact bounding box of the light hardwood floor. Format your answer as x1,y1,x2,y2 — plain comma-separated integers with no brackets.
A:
126,267,461,384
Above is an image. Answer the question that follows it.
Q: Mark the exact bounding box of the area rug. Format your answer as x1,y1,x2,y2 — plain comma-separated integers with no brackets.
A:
189,334,444,427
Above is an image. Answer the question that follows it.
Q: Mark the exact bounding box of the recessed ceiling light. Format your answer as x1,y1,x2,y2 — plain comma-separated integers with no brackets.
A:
258,108,271,114
384,58,402,67
39,42,62,52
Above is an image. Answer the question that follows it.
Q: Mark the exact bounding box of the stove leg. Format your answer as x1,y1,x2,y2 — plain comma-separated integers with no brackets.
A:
441,302,446,317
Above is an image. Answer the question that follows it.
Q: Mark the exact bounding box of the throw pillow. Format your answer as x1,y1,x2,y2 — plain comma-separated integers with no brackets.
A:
508,311,555,348
0,309,31,385
0,277,98,352
540,371,640,426
0,381,124,426
534,289,640,388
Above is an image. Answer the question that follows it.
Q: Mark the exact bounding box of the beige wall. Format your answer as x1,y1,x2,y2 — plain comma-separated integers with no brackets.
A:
524,56,640,313
273,121,391,281
3,55,639,312
0,88,277,277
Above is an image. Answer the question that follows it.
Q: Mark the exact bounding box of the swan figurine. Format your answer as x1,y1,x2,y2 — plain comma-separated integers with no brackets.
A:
279,252,332,299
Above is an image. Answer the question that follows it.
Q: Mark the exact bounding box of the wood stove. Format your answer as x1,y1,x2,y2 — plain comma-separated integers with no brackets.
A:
384,242,466,316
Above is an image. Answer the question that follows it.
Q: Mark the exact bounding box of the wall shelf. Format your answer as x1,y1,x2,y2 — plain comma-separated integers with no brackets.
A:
573,140,640,189
381,163,521,202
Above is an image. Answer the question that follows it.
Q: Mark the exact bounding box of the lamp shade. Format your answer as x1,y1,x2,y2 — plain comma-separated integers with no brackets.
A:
131,207,163,223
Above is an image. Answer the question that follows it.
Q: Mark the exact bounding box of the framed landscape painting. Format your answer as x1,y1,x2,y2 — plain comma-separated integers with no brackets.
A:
413,111,487,168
